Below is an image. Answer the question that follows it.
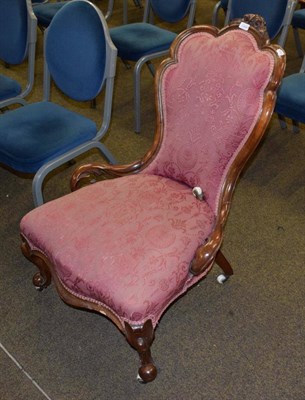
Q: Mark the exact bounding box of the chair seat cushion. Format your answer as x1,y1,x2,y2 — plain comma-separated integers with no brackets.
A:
0,74,22,101
275,73,305,123
292,9,305,29
33,2,67,27
110,23,177,61
20,174,215,327
0,101,96,173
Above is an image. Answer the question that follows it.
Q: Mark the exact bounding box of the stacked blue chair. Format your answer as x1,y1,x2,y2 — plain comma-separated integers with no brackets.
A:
0,0,117,207
219,0,297,47
110,0,197,133
275,56,305,133
33,0,114,30
0,0,37,109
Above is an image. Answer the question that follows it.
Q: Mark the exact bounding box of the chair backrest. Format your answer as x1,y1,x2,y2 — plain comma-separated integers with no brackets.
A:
144,0,196,26
0,0,36,65
225,0,297,43
44,0,117,102
144,22,284,216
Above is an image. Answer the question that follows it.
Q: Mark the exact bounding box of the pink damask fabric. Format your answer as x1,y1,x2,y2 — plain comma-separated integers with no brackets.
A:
21,174,215,327
21,28,274,329
145,30,274,214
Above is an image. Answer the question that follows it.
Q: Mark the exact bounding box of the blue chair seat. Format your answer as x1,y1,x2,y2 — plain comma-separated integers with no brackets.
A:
0,74,22,101
33,2,66,27
0,101,96,173
275,73,305,123
110,23,177,61
292,9,305,29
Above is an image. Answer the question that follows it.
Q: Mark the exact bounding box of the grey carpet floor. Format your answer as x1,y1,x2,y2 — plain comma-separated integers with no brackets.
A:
0,1,304,399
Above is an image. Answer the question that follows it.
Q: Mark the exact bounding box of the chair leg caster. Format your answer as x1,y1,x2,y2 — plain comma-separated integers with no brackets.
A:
32,271,51,291
137,363,157,383
217,273,230,284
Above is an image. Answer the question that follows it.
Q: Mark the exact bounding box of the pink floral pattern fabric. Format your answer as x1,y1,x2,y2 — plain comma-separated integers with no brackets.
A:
21,175,215,327
21,29,275,328
145,30,274,214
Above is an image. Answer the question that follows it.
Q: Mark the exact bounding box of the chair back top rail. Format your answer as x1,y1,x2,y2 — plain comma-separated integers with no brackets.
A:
225,0,298,45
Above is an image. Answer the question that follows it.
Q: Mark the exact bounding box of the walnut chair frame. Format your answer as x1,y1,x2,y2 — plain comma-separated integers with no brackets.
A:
20,17,285,383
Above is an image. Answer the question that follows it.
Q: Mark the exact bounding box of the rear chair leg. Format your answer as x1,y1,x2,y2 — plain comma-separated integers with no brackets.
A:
125,319,157,383
215,250,233,284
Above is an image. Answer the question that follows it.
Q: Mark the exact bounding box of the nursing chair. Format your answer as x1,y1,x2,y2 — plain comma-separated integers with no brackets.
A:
0,0,37,109
110,0,197,133
0,0,117,207
275,54,305,133
220,0,297,47
20,15,285,383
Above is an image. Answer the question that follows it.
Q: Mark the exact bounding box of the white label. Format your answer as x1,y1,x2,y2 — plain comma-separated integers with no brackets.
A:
276,48,285,57
239,22,250,31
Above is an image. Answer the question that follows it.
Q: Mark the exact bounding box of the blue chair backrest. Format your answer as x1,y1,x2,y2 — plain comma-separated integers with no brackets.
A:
149,0,193,23
45,0,108,101
228,0,289,39
0,0,29,64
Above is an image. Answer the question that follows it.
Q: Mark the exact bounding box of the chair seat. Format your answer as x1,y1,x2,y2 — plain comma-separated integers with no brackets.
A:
0,101,96,173
292,9,305,29
110,23,177,61
0,74,22,101
275,73,305,123
20,174,215,326
33,2,67,27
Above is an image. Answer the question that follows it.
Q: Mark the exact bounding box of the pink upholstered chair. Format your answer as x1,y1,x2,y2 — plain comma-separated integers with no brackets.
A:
20,16,285,382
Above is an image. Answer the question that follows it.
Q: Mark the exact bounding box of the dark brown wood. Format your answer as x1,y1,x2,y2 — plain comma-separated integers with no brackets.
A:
215,250,234,277
21,236,52,290
125,320,157,383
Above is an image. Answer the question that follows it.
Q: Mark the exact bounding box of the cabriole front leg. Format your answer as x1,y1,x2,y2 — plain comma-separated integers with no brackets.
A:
20,236,52,291
125,320,157,383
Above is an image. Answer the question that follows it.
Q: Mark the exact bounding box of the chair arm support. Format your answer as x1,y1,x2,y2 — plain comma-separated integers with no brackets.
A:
190,225,223,276
70,160,146,191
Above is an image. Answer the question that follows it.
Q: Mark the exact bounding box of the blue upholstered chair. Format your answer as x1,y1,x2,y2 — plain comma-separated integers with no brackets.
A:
0,0,37,109
33,0,114,30
212,0,228,27
291,7,305,57
110,0,197,133
0,0,117,207
223,0,297,47
275,55,305,133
